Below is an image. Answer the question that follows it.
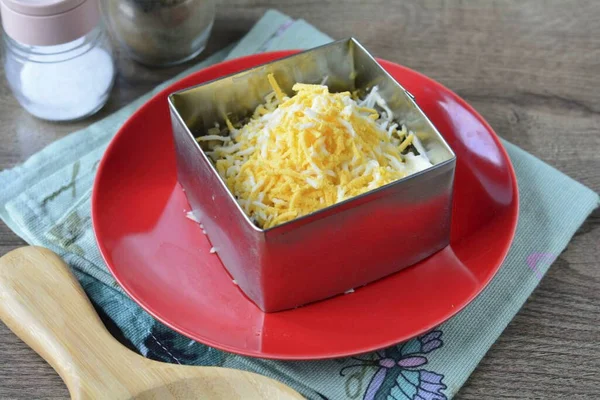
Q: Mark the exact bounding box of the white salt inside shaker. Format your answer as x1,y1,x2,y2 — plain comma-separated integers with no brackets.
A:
1,0,116,121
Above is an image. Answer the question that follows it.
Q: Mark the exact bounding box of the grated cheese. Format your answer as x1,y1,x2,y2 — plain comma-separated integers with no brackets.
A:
205,75,433,229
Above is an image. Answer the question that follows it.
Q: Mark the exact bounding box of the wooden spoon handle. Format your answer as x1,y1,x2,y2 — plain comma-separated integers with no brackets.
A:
0,247,306,400
0,246,125,396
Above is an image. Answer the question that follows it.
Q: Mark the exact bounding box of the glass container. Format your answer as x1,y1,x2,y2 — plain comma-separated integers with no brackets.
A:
3,26,116,121
102,0,215,67
1,0,116,121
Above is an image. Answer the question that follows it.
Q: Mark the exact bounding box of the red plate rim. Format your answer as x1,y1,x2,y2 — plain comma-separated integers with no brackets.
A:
92,50,519,359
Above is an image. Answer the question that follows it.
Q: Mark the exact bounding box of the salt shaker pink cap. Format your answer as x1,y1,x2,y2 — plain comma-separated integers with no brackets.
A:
0,0,100,46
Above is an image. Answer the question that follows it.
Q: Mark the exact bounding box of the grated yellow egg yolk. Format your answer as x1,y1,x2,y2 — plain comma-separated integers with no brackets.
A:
199,75,432,229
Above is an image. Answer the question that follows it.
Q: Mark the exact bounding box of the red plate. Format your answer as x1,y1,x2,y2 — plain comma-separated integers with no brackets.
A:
92,51,518,360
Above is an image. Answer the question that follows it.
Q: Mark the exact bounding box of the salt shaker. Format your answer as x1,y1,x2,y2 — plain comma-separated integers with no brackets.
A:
1,0,116,121
102,0,215,67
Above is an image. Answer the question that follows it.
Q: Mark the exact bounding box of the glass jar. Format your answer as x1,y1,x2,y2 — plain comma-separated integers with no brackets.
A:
102,0,215,67
1,0,116,122
3,26,116,121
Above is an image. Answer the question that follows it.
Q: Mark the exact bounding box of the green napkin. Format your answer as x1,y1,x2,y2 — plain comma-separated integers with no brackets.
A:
0,10,597,400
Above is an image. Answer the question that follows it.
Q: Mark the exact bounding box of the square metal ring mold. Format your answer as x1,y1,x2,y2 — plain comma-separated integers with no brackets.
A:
169,38,456,312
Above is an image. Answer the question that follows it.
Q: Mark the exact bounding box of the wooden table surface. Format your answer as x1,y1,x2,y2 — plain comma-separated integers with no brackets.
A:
1,1,598,398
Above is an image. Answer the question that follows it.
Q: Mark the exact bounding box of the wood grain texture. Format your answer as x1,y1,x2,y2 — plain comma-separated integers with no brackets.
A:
0,0,598,398
0,247,304,400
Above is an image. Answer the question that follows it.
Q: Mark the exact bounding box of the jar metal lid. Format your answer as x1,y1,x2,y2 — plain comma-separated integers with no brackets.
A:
2,0,86,16
0,0,100,46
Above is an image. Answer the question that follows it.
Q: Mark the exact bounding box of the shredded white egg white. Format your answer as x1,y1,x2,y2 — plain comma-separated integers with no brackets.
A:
198,75,432,229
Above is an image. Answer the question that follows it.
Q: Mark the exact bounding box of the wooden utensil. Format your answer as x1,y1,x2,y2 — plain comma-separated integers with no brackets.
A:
0,246,304,400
